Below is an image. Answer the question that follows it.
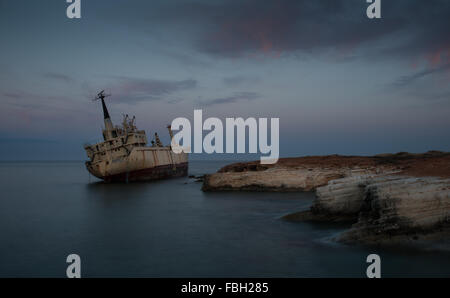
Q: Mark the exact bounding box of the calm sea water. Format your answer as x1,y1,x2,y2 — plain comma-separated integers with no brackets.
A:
0,160,450,277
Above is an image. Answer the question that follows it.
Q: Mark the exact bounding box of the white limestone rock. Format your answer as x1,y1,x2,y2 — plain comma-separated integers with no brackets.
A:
340,177,450,243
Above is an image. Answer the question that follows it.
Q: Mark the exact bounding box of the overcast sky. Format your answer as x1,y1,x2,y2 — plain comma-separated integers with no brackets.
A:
0,0,449,160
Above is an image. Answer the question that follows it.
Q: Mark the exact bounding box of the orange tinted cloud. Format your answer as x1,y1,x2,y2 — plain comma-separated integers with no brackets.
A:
426,44,450,67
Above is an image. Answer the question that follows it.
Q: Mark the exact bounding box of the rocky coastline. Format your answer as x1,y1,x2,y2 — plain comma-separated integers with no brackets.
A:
202,151,450,244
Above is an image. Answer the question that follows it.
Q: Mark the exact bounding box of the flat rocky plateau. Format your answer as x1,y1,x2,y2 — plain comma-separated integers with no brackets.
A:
202,151,450,245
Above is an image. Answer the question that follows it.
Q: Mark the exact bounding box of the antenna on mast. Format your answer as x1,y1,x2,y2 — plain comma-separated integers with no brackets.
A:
92,90,111,102
92,90,112,120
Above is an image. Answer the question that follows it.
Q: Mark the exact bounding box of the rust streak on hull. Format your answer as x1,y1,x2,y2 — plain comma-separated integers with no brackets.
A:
103,162,188,183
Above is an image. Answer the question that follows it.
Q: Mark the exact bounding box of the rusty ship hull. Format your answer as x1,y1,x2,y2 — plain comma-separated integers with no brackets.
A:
86,147,188,183
100,162,188,183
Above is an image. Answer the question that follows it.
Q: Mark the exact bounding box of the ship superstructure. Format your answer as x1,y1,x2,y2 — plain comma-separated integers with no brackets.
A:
84,91,188,182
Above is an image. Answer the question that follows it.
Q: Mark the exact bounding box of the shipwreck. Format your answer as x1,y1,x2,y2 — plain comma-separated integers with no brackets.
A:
84,90,188,182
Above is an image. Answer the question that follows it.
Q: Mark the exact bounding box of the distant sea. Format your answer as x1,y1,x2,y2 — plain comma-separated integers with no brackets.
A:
1,160,450,277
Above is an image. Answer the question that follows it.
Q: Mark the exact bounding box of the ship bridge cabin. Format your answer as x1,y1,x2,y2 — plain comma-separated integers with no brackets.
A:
84,91,166,164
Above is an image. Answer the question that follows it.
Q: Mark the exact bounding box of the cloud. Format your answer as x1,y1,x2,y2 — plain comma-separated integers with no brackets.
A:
3,92,23,99
199,91,260,107
1,90,78,110
223,75,261,87
103,77,197,104
392,63,450,88
422,91,450,102
43,72,73,83
131,0,450,66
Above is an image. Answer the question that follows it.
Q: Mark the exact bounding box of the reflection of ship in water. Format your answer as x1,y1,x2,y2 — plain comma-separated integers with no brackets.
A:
84,91,188,183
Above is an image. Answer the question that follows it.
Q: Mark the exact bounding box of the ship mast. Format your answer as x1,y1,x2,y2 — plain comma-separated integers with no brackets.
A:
93,90,114,140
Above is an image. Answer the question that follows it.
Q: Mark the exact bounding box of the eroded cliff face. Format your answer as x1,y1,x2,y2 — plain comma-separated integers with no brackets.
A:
202,164,398,192
203,167,347,192
339,177,450,244
284,174,402,222
203,152,450,192
284,174,450,243
203,152,450,244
